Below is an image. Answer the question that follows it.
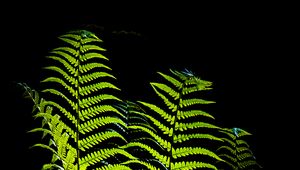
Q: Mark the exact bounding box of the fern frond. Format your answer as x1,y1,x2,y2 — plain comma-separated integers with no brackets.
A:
42,77,77,98
46,56,77,76
218,154,237,163
171,161,218,170
79,148,136,167
80,44,106,53
151,85,178,112
60,33,81,41
53,47,79,58
59,36,80,48
175,122,220,131
43,101,77,126
79,72,116,83
95,164,132,170
238,160,259,169
174,133,223,143
236,139,250,147
79,105,125,121
157,71,183,89
138,101,174,126
42,163,64,170
80,52,108,62
121,142,170,167
122,160,159,170
43,89,77,110
79,82,120,96
31,143,58,155
177,110,215,120
79,94,121,109
172,147,223,161
44,66,77,86
217,146,236,155
79,63,111,73
237,146,253,154
129,125,171,151
180,98,215,108
220,137,236,147
79,130,127,151
150,82,180,100
79,117,126,134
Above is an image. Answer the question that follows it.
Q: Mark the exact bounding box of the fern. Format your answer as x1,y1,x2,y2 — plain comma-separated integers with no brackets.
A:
26,30,136,169
217,128,262,169
137,69,224,169
19,29,262,169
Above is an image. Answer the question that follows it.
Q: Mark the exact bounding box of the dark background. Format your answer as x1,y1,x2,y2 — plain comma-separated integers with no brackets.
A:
1,4,294,169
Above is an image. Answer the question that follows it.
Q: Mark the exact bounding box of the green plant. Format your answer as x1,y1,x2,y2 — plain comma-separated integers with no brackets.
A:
216,128,262,170
20,29,261,169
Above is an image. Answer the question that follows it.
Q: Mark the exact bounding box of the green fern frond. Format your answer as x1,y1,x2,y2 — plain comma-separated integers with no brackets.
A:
80,52,108,62
121,142,170,167
238,160,259,169
169,69,189,81
79,148,136,167
53,47,79,58
151,87,177,112
43,89,77,110
236,139,250,147
81,37,103,44
95,164,132,170
150,82,180,100
237,146,253,154
79,72,116,83
79,117,126,134
138,101,174,126
59,36,80,48
217,127,261,169
130,103,172,135
121,160,160,170
220,138,236,147
175,122,220,131
79,131,127,151
174,133,223,143
60,33,81,41
31,143,58,155
177,110,215,120
129,125,171,151
46,55,77,75
50,50,78,66
80,44,106,53
171,161,218,170
42,163,64,170
79,82,120,96
79,105,125,121
182,85,212,95
217,146,236,155
79,94,121,109
218,154,237,163
180,98,215,108
79,63,111,73
172,147,223,161
43,101,77,126
157,72,183,89
42,77,77,98
44,66,77,86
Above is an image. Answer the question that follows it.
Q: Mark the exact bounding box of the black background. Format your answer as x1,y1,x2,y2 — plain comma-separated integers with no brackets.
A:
1,4,294,169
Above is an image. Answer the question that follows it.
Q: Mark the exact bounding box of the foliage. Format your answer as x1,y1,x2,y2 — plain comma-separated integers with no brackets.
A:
20,30,261,169
216,128,262,170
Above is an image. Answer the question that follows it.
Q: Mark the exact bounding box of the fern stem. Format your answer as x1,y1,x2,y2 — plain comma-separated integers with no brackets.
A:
168,88,183,169
76,40,82,170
